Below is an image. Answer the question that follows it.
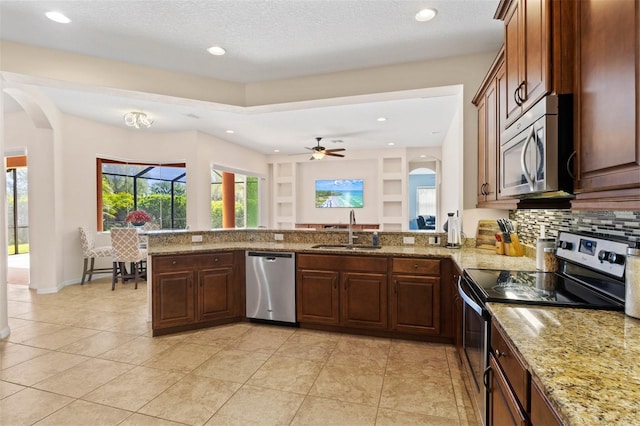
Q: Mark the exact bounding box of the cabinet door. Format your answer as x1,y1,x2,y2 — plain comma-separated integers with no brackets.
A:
489,355,528,426
504,0,550,127
531,380,563,426
341,272,388,329
504,0,522,125
297,269,340,325
477,94,489,203
152,271,195,329
574,0,640,197
521,0,549,110
390,275,440,335
198,266,236,322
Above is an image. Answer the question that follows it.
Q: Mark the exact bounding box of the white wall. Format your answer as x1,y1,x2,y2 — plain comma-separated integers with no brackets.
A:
4,109,267,289
296,158,378,224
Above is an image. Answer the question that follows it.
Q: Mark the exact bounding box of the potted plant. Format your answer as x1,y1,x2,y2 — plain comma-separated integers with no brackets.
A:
125,210,152,227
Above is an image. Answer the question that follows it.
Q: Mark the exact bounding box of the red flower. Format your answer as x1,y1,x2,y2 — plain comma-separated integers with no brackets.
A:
125,210,152,223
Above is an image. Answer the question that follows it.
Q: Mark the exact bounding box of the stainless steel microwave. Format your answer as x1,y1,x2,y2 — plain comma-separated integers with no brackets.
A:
500,95,573,198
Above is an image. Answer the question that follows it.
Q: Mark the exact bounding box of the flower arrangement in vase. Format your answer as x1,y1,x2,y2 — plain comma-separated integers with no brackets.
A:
125,210,152,227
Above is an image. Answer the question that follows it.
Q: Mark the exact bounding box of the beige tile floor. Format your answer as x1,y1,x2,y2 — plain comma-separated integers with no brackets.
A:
1,277,479,425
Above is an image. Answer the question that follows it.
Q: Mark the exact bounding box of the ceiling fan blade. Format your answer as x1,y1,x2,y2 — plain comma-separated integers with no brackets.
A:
325,148,345,153
325,152,345,157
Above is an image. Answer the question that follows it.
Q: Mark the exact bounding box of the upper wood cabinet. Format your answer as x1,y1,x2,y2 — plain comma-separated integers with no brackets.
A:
474,49,514,208
495,0,574,128
572,0,640,209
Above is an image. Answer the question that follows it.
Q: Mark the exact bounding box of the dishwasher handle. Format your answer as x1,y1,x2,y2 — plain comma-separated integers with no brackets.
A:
247,251,293,259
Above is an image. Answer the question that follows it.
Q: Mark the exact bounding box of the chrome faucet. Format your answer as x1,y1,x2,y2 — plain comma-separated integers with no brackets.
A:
348,209,357,246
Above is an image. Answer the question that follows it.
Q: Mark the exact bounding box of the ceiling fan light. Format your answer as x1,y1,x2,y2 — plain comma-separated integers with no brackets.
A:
312,151,325,160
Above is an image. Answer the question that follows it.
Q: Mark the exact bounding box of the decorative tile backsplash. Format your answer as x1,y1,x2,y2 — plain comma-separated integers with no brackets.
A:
510,210,640,246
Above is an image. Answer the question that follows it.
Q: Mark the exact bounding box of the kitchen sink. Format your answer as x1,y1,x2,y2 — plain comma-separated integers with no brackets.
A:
311,244,382,250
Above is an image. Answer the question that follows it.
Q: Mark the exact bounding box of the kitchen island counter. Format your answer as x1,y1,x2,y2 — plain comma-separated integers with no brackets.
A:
147,240,537,271
488,303,640,426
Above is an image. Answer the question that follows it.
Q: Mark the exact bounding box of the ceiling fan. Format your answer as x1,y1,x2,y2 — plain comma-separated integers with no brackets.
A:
306,137,346,160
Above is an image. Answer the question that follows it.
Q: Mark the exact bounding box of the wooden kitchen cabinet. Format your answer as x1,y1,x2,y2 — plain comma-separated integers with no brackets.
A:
152,251,242,335
495,0,574,128
153,270,195,329
297,253,388,331
489,354,528,426
530,379,563,426
390,258,441,335
489,321,531,426
572,0,640,209
474,48,515,208
297,269,340,325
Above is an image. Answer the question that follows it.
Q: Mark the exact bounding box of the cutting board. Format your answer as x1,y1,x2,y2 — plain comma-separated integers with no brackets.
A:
475,220,502,250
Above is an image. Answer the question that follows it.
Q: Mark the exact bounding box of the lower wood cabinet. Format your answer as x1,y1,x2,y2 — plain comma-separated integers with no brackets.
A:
390,258,441,335
152,251,242,335
296,254,388,330
297,254,454,340
489,354,528,426
489,320,563,426
530,379,563,426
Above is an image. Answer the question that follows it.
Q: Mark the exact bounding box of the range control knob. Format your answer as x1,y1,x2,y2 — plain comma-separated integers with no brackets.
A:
598,250,626,265
558,240,573,250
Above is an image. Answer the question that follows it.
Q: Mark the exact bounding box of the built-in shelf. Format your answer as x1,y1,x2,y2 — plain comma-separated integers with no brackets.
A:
379,156,406,231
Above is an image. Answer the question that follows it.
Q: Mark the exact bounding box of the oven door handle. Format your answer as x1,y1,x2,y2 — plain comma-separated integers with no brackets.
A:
457,276,483,316
520,126,536,191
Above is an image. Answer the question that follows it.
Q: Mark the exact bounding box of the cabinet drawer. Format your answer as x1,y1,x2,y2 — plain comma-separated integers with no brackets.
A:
392,258,440,275
153,252,234,271
491,322,530,411
297,254,387,273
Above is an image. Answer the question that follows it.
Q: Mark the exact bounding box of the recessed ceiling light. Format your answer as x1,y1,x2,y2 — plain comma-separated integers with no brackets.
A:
225,129,234,134
377,117,387,122
415,8,437,22
207,46,226,56
420,154,427,158
274,149,280,153
388,142,395,146
45,11,71,24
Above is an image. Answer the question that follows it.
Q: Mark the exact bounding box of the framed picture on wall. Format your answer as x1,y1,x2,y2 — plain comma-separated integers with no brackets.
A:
315,179,364,208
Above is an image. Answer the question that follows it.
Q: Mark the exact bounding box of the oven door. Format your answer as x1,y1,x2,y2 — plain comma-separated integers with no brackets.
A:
458,275,490,426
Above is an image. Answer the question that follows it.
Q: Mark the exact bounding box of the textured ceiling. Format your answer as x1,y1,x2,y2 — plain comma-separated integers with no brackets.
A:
0,0,502,156
0,0,502,82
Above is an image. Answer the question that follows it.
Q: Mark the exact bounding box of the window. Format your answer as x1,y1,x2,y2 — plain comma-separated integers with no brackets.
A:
98,159,186,231
416,186,436,217
211,169,259,229
6,156,29,254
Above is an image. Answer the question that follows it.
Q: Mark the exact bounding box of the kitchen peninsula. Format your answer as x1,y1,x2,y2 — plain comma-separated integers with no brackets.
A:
146,228,640,426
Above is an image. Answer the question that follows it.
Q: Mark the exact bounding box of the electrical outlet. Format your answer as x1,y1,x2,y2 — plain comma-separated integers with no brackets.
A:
403,236,415,244
191,235,203,243
274,233,284,241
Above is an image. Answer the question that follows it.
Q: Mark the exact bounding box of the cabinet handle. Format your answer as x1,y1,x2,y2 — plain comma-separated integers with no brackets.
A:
566,150,576,180
483,365,492,391
480,183,485,196
172,261,177,265
513,87,521,106
214,258,219,262
517,81,527,104
495,350,507,358
394,281,397,293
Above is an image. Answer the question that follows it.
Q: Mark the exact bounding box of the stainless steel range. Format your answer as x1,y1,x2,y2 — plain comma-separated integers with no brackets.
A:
457,231,628,425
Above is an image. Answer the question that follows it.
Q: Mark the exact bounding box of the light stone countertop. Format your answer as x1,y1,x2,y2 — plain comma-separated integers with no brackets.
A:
488,304,640,425
148,241,538,271
150,238,640,424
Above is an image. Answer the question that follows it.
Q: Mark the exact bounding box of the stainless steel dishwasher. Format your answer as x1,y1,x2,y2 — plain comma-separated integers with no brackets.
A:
245,251,296,323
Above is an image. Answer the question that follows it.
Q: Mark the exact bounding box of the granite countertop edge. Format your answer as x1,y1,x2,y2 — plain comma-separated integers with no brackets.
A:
488,303,640,426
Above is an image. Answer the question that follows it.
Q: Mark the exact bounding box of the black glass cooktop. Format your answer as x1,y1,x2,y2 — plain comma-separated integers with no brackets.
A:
464,269,624,310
